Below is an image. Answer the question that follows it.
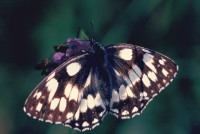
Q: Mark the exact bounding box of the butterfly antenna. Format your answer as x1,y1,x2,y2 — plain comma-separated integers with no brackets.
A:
90,21,96,42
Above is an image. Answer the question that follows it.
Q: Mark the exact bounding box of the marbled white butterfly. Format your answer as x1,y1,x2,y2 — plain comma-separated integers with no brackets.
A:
24,36,178,132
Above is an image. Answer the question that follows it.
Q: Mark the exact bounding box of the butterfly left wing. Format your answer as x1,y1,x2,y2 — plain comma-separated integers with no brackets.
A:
105,44,178,119
24,53,108,131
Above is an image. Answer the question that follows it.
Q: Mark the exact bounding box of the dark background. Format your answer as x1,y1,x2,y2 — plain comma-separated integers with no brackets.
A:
0,0,200,134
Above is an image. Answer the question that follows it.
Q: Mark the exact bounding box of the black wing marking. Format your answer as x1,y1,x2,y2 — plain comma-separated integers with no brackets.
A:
105,44,178,119
65,64,110,131
24,53,109,131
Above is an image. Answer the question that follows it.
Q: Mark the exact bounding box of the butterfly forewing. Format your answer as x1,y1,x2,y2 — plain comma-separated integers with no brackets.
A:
24,39,178,132
24,53,108,131
65,64,110,131
105,44,178,119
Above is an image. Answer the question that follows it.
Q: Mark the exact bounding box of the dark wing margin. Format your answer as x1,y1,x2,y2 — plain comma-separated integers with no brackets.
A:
105,44,178,119
24,53,108,131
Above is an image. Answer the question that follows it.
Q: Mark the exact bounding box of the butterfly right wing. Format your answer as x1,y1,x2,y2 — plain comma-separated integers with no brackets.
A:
105,44,178,119
24,53,108,131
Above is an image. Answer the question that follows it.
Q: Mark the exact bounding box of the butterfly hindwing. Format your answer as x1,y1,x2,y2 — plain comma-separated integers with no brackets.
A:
24,53,108,131
105,44,178,119
24,39,178,131
65,64,109,131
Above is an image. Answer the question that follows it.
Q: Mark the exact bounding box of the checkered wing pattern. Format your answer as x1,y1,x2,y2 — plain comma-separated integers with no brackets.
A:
105,44,178,119
24,40,178,132
24,53,109,131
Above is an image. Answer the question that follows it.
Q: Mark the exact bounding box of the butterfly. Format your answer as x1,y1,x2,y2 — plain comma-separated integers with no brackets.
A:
24,37,178,132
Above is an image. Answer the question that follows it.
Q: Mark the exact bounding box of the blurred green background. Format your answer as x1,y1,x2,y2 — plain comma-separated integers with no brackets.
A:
0,0,200,134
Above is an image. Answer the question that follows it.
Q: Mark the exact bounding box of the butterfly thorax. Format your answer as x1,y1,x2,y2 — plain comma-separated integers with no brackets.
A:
91,41,106,65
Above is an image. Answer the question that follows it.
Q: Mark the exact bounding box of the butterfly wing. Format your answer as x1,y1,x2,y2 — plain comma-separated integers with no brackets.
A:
105,44,178,119
24,53,109,131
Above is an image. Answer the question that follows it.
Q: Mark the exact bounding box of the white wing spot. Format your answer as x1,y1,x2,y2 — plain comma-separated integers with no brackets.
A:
64,82,72,98
143,53,157,73
140,103,144,107
140,92,143,97
80,99,88,113
147,71,158,82
46,72,55,81
87,95,95,109
162,68,169,77
82,128,89,131
99,110,106,117
84,71,91,88
66,62,81,76
55,121,61,124
74,108,80,120
27,113,31,117
33,90,38,98
36,102,43,111
143,91,148,97
129,70,140,85
45,119,52,123
169,69,173,73
152,93,157,97
121,110,129,116
142,48,151,53
119,85,127,100
59,97,67,112
92,123,100,129
92,118,99,124
159,59,165,65
132,107,138,113
46,78,58,91
36,92,42,100
125,77,133,88
47,78,59,102
95,93,105,108
157,83,161,88
132,65,142,77
23,107,26,112
113,69,120,76
122,116,130,119
82,121,89,127
142,74,151,87
161,58,166,62
165,82,169,87
66,112,73,119
111,90,120,104
50,98,60,110
69,85,79,101
33,116,37,119
111,109,119,114
65,119,71,124
126,86,135,98
38,118,43,121
118,49,133,61
176,65,179,71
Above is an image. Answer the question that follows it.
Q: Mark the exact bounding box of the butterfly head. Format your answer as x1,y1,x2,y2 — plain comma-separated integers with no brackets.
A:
65,38,102,54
